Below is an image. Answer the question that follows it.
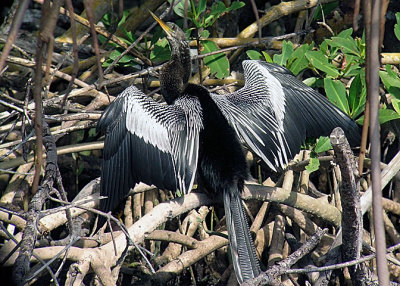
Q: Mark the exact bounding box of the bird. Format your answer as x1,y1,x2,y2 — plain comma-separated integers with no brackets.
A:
97,11,361,284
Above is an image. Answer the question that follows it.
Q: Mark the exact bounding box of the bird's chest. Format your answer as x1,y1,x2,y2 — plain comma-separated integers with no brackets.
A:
197,99,247,191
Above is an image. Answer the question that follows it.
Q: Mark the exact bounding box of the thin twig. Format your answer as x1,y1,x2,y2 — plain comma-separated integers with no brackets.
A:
367,0,389,282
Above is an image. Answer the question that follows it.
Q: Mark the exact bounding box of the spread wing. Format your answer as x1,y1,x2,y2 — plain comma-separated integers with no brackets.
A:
97,86,203,213
211,60,360,171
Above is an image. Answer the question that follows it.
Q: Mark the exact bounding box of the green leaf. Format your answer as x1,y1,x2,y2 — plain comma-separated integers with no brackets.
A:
305,50,340,77
326,37,360,57
305,156,320,173
348,74,361,112
210,1,227,14
319,41,329,54
337,27,353,38
75,130,85,143
79,150,91,156
380,67,400,99
288,57,309,76
324,78,349,114
150,38,171,62
176,189,183,197
246,50,263,60
102,13,112,27
343,63,362,77
273,41,294,66
89,128,97,138
229,1,245,10
315,136,332,153
348,74,366,118
197,0,207,15
204,1,245,28
168,0,190,18
121,27,135,43
71,152,78,161
357,109,400,125
205,2,227,26
355,116,363,125
313,1,339,21
287,44,312,75
379,70,400,90
116,53,135,64
344,54,356,66
388,87,400,100
202,40,230,79
200,29,210,39
395,12,400,41
289,43,313,62
391,98,400,115
76,163,84,176
108,50,120,61
303,77,318,87
386,64,399,79
119,10,129,26
378,109,400,124
262,51,273,63
151,27,163,45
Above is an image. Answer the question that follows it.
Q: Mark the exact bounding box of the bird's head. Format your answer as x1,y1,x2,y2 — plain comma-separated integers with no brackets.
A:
149,11,187,49
149,11,192,102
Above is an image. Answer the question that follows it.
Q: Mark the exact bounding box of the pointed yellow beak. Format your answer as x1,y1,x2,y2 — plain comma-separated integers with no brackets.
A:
149,11,173,37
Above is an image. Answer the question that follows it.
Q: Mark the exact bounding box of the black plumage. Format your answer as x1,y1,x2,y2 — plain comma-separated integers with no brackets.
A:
97,12,360,284
211,60,360,171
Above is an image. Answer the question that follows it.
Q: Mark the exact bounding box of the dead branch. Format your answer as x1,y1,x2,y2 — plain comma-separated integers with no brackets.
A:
12,120,58,286
2,191,214,283
242,181,342,226
146,230,199,248
243,228,327,286
155,206,209,265
330,127,365,283
150,233,228,284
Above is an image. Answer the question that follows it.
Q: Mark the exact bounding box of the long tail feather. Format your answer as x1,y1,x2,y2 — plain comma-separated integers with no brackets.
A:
224,186,261,283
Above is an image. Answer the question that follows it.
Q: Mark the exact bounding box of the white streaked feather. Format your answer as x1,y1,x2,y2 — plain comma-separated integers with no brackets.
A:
242,60,286,133
114,86,203,194
171,94,203,194
125,96,171,153
210,60,295,170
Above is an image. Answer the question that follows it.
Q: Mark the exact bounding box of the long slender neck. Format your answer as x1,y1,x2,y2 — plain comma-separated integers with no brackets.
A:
160,40,191,104
172,40,191,84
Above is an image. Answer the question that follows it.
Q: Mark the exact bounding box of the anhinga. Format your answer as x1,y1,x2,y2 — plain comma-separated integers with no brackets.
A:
97,12,361,284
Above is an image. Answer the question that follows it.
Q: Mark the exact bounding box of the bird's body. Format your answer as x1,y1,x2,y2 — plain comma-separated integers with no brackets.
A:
98,12,360,284
188,83,261,280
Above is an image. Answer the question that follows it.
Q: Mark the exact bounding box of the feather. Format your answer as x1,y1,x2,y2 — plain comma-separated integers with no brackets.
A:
211,60,361,170
98,86,203,214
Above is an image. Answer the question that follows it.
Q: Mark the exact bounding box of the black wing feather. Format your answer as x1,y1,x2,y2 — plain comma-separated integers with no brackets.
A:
266,62,361,144
98,86,202,214
211,60,360,170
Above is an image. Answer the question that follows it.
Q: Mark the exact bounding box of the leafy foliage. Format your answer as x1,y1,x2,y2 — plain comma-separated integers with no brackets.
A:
100,11,136,68
101,1,244,77
305,136,333,173
170,0,244,29
395,12,400,41
166,0,244,78
201,40,229,79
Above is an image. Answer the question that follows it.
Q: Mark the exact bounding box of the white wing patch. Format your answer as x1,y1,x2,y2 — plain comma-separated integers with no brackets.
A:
211,60,297,170
243,60,291,167
114,85,203,195
124,89,171,153
242,60,286,132
170,94,203,194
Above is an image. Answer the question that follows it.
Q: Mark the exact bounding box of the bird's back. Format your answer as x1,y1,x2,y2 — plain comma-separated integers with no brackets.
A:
184,84,248,192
